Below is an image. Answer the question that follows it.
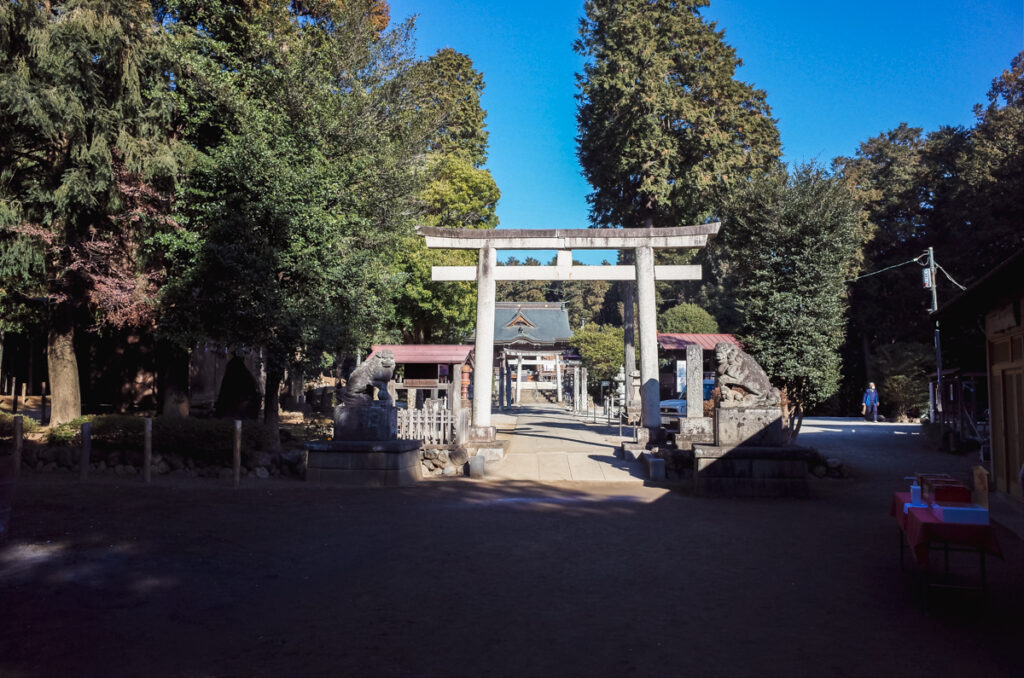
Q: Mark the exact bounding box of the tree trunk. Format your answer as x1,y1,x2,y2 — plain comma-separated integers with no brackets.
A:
157,341,190,418
47,303,81,425
781,389,805,443
263,357,283,452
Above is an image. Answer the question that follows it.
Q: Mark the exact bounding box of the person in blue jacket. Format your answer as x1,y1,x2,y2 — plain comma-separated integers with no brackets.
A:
862,382,879,422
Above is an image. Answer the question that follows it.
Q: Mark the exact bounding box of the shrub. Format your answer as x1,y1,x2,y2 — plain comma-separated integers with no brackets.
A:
658,303,719,334
48,415,274,467
0,411,42,435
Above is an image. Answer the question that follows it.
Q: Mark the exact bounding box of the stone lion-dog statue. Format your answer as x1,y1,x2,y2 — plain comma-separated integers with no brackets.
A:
714,342,781,409
341,349,396,407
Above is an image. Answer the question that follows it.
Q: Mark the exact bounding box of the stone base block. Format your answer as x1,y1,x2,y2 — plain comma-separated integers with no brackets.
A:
468,426,496,442
333,404,398,442
468,440,508,462
715,407,785,447
467,455,486,479
694,444,811,497
306,466,421,486
305,439,422,486
642,456,666,481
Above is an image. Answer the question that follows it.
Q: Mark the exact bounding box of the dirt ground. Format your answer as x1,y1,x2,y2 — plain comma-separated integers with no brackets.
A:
1,418,1021,678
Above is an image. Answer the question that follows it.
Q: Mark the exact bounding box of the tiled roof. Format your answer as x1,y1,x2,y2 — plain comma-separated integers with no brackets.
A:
367,345,473,364
493,303,572,345
657,333,742,351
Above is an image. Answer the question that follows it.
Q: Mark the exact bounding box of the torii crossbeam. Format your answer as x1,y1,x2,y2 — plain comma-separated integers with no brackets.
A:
420,223,721,441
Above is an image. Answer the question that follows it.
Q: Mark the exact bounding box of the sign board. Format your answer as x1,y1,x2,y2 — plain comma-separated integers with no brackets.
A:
676,360,687,397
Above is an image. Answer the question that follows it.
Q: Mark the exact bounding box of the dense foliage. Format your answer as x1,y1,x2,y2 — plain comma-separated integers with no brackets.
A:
575,0,780,230
0,0,181,423
570,324,625,394
721,163,862,437
658,303,719,334
394,48,500,343
831,53,1024,414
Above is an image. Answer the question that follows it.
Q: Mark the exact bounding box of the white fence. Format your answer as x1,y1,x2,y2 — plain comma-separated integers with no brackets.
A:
398,407,457,445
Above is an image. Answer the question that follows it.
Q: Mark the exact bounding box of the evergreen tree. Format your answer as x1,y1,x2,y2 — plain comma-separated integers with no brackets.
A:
658,303,718,334
722,163,861,439
575,0,780,230
0,0,179,424
412,47,490,167
158,1,429,435
393,48,500,344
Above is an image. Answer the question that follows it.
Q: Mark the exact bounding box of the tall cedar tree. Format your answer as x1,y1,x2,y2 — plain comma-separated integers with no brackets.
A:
722,164,861,440
0,0,179,424
158,1,429,438
575,0,780,231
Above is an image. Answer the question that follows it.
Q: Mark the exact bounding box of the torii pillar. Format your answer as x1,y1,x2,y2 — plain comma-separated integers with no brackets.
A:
420,224,720,441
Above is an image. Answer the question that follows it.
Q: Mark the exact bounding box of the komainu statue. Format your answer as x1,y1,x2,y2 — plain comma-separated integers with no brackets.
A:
714,342,781,409
341,350,396,407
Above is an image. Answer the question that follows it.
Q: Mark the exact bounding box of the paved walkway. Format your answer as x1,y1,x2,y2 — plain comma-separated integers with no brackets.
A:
488,403,645,482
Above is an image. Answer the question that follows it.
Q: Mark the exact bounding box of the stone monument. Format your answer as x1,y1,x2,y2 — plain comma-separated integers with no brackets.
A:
305,350,422,485
693,343,812,497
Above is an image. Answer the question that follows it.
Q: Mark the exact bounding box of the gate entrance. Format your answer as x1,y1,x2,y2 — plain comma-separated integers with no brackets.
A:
420,224,720,442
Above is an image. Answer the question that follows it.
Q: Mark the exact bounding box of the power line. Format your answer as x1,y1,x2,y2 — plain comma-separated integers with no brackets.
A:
845,253,927,283
936,263,967,291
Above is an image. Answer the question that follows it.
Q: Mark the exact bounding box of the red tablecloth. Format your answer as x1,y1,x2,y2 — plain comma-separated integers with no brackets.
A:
890,492,1002,566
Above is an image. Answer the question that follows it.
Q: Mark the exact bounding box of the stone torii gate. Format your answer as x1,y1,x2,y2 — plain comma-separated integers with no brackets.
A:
420,224,720,441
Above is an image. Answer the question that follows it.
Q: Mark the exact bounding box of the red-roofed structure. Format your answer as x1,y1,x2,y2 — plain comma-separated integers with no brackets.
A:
657,334,742,352
365,345,474,410
367,345,473,365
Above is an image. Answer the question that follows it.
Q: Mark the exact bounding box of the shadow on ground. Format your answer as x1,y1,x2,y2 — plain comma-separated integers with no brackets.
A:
0,418,1021,677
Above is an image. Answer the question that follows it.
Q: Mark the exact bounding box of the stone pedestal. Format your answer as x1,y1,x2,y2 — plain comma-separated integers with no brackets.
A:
715,407,784,447
306,439,422,486
334,403,397,441
693,445,812,497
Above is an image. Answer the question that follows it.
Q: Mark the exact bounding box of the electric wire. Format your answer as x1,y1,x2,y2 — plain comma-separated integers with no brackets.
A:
845,253,927,283
936,264,967,291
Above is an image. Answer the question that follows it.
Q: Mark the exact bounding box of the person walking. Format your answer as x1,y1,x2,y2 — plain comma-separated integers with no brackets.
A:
862,382,879,422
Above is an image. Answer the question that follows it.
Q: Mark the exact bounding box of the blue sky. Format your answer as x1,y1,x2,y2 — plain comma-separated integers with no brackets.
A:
389,0,1024,264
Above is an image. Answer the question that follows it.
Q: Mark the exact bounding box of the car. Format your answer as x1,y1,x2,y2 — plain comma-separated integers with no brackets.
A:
659,379,715,426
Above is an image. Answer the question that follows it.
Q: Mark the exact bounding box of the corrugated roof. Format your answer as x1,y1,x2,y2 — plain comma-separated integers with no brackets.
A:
367,345,473,364
658,333,742,351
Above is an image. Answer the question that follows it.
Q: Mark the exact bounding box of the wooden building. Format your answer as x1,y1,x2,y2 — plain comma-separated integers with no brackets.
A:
936,249,1024,498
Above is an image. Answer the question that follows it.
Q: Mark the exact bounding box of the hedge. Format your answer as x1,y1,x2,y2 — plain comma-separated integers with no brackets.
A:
47,415,275,467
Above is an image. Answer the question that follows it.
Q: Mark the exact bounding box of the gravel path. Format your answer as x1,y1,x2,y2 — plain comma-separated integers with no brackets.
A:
1,417,1020,677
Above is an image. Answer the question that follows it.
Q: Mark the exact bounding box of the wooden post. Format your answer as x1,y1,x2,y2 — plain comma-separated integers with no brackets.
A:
233,420,241,488
11,378,17,414
143,417,153,484
80,422,92,480
40,381,47,424
13,415,23,479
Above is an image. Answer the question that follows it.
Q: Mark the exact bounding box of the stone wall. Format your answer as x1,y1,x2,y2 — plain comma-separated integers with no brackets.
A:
16,446,306,480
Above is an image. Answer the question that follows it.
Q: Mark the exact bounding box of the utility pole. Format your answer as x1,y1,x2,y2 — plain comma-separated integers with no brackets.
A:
925,247,944,423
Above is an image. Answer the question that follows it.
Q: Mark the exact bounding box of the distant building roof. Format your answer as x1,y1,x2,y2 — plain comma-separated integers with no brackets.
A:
658,333,742,352
493,302,572,346
367,345,474,365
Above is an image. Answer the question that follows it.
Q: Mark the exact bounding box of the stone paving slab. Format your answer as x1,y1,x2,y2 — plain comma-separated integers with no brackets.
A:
487,404,645,483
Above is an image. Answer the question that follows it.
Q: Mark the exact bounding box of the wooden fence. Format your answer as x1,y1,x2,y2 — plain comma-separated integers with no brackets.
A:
398,407,458,445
